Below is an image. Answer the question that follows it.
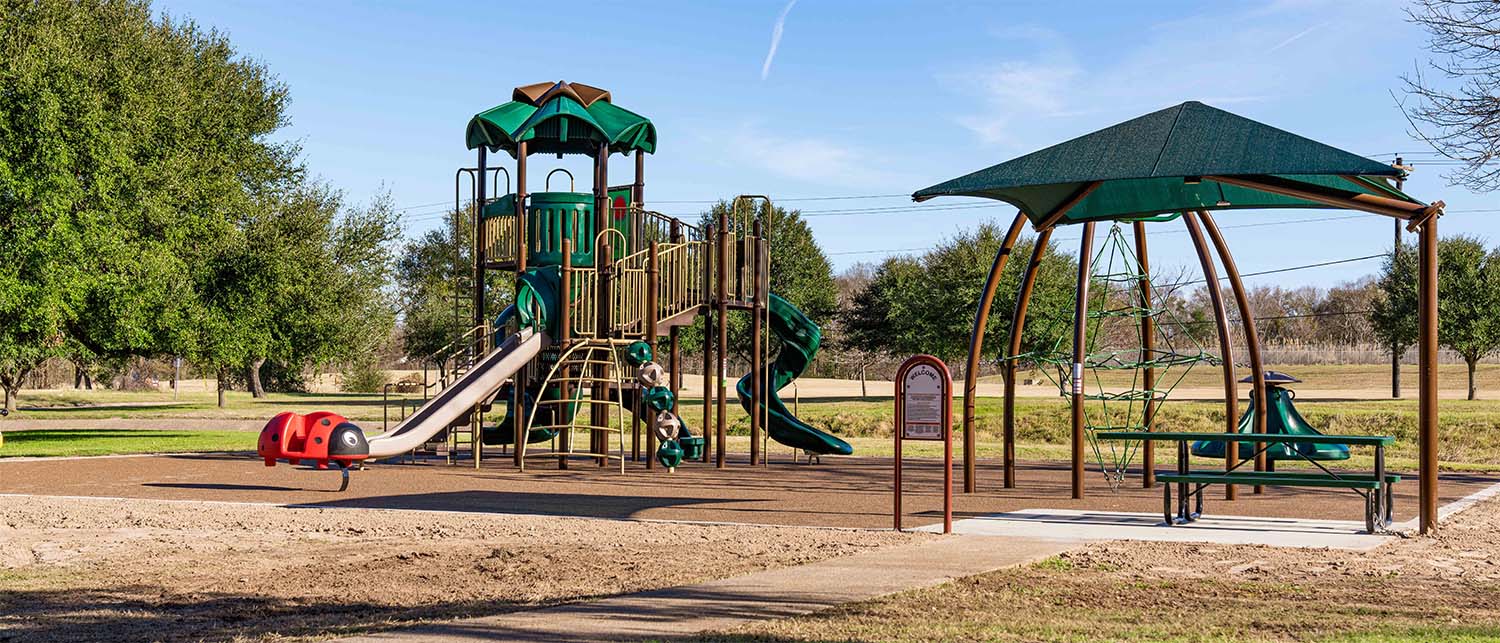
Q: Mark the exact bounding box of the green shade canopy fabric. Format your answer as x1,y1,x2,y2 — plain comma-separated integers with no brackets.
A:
913,101,1424,225
466,81,657,157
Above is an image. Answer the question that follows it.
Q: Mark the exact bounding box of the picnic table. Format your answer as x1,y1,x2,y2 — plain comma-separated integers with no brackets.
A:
1096,431,1397,533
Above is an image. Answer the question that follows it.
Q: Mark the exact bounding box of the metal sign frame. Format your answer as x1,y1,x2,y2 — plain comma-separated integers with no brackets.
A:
894,354,952,533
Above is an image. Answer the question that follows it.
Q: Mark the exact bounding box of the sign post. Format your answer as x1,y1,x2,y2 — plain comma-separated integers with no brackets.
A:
894,354,953,533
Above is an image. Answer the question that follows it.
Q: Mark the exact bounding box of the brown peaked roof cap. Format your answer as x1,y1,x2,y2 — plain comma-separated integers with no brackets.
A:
511,81,613,108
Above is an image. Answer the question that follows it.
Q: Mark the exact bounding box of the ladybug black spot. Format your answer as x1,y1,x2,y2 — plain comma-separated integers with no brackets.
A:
320,419,331,426
314,437,323,444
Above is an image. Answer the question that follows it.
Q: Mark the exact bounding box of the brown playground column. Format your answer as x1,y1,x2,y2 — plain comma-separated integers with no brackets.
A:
1069,222,1096,500
715,212,729,468
1131,221,1156,488
961,210,1027,493
1002,227,1054,489
1419,214,1439,534
1201,211,1267,493
701,224,714,464
750,220,764,466
646,241,661,468
516,141,529,272
1184,212,1238,501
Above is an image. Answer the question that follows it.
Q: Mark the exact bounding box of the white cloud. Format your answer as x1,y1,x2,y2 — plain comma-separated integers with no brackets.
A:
761,0,799,81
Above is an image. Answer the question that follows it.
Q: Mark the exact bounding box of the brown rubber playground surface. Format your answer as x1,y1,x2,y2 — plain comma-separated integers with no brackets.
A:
1,451,1493,528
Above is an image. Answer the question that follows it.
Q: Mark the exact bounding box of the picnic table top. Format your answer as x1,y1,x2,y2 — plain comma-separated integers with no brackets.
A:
1095,431,1394,446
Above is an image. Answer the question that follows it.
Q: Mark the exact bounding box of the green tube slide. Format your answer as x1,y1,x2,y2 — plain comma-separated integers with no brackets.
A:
736,294,853,456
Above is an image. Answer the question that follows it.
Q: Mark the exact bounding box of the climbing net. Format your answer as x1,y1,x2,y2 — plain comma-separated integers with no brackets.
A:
1013,224,1220,490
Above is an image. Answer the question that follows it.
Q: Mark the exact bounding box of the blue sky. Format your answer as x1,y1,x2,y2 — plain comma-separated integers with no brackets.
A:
154,0,1497,288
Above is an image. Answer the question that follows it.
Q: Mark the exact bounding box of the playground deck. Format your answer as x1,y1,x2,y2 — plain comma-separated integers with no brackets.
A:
1,453,1493,529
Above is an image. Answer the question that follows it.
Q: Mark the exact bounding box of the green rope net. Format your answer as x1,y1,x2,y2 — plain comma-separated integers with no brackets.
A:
1011,224,1220,490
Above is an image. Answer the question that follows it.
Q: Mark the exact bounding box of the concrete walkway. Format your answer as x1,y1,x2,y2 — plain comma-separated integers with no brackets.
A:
343,534,1067,642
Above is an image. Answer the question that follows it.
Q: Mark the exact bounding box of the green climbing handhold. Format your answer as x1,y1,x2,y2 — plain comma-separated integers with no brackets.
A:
642,386,675,412
678,436,704,460
624,341,653,366
656,439,684,469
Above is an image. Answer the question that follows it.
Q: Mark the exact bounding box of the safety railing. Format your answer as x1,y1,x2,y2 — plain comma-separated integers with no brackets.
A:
569,266,599,339
482,210,519,266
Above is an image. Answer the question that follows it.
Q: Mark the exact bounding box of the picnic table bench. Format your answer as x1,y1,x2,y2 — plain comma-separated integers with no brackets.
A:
1096,431,1397,533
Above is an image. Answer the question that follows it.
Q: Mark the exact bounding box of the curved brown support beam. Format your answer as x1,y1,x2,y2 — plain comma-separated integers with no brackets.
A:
1131,221,1155,488
1204,175,1428,221
961,210,1029,493
1070,222,1096,500
1200,211,1268,493
1001,228,1054,488
1183,212,1240,501
1419,216,1439,533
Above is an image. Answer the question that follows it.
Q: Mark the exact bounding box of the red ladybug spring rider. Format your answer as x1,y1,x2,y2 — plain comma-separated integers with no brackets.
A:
257,411,370,491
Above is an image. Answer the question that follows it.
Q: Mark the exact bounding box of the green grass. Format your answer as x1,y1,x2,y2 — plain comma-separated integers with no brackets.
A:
0,429,253,458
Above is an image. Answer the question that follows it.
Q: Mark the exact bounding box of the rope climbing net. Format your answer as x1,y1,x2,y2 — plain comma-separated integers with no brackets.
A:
1013,224,1221,490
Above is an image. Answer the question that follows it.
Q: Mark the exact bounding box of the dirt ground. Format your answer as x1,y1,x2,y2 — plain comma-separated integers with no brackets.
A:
0,494,921,642
713,495,1500,642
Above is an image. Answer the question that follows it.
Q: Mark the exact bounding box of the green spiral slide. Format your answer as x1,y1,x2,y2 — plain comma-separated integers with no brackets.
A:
736,294,853,456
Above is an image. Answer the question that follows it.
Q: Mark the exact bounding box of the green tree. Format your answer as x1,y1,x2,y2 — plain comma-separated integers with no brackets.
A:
842,222,1076,364
1370,242,1420,395
0,0,297,408
397,207,474,361
1437,236,1500,400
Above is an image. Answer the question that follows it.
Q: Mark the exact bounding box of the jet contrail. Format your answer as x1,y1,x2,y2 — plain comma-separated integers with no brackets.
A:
761,0,799,80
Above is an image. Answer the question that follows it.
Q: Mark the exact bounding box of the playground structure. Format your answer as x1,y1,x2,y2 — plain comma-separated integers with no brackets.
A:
916,100,1448,534
259,81,852,478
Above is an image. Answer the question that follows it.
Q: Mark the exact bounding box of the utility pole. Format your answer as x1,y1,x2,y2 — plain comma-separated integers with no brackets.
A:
1393,156,1407,399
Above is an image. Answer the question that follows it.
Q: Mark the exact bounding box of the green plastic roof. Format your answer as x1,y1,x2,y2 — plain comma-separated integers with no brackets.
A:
466,81,656,157
913,101,1422,225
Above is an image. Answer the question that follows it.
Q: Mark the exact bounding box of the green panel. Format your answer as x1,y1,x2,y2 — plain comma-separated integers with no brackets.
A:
607,186,633,260
481,194,517,219
527,192,593,267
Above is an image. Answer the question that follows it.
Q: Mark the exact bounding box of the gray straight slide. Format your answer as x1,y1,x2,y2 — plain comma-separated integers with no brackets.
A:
365,329,547,458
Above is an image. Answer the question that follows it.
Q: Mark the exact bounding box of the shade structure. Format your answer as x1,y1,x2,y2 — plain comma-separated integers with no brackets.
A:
913,101,1425,225
466,81,657,158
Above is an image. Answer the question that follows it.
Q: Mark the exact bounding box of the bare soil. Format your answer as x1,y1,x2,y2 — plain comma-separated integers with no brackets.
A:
712,496,1500,642
0,495,921,642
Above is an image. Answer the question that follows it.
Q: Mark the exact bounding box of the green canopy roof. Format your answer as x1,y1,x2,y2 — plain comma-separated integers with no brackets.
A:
466,81,657,157
913,101,1425,226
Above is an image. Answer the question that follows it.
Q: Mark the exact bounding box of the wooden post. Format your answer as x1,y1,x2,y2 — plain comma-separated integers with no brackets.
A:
1201,211,1268,493
1069,222,1096,499
960,210,1027,493
1419,215,1439,533
715,211,729,468
1132,221,1156,488
646,241,660,469
1002,228,1054,489
750,220,764,466
1183,212,1238,501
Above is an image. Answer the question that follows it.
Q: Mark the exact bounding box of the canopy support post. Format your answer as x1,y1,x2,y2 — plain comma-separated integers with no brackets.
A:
1070,222,1096,500
961,211,1027,493
1419,215,1440,533
1002,228,1054,489
1184,212,1239,501
1201,210,1268,493
1131,221,1155,488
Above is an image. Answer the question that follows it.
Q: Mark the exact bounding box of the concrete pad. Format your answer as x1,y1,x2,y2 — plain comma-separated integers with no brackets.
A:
921,509,1393,550
342,535,1068,642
